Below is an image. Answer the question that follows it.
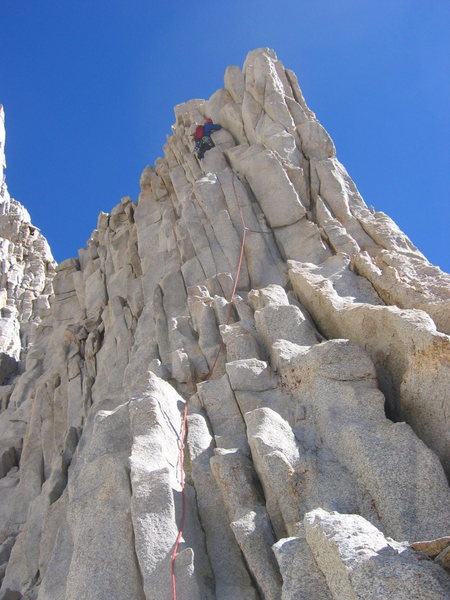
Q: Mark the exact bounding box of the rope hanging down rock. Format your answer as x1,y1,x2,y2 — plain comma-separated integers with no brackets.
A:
206,181,271,381
170,174,269,599
170,397,189,600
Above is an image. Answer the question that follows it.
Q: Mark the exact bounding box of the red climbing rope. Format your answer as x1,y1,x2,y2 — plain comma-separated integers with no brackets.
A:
232,220,248,302
205,200,248,380
170,178,267,599
170,396,189,600
170,222,248,598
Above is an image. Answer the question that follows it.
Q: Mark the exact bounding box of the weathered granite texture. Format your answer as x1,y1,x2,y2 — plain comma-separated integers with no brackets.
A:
0,50,449,600
0,108,56,555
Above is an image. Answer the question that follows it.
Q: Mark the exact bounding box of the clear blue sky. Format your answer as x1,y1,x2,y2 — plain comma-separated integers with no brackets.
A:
1,1,449,271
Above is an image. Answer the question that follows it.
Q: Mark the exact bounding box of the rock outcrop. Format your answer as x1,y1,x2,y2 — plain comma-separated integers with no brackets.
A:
0,50,449,600
0,105,55,499
0,107,55,380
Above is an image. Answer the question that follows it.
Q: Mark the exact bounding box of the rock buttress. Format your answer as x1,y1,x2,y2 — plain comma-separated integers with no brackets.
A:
0,49,449,600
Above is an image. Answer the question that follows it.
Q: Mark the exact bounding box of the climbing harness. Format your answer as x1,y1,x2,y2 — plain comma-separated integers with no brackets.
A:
196,136,215,159
170,175,270,600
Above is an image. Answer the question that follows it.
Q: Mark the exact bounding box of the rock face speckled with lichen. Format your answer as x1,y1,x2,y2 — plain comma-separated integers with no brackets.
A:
0,50,449,600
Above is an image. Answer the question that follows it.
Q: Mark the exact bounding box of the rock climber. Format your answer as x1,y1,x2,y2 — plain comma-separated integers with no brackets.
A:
193,118,222,160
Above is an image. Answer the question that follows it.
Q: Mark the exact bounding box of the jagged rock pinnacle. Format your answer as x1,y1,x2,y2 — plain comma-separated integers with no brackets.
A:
0,48,449,600
0,105,8,201
0,106,55,392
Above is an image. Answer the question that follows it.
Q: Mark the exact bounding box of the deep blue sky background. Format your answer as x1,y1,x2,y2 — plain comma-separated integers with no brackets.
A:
1,1,449,271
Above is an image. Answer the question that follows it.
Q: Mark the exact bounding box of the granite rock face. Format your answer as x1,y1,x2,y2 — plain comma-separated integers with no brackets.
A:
0,107,55,391
0,50,449,600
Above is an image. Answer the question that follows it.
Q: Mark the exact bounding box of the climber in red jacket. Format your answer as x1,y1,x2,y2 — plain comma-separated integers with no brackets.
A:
193,118,222,159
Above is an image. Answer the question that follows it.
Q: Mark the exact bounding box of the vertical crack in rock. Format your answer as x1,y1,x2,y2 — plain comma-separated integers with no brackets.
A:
0,50,449,599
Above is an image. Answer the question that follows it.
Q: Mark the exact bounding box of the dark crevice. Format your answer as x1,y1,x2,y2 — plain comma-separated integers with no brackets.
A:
0,589,22,600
